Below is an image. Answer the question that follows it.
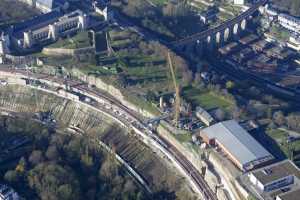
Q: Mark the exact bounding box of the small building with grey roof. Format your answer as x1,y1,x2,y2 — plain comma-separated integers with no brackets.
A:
200,120,274,171
276,188,300,200
249,160,300,192
195,106,214,126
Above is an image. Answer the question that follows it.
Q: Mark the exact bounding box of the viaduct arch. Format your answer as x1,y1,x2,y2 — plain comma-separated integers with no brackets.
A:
171,0,267,52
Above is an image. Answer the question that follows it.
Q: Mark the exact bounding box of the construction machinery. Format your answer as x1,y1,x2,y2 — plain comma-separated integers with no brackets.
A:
167,52,181,127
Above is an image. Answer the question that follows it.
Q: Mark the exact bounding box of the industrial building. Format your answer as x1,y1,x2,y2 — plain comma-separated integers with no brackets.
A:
200,120,274,171
249,160,300,192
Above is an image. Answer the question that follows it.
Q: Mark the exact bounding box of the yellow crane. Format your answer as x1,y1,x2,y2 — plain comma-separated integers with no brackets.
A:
167,52,180,127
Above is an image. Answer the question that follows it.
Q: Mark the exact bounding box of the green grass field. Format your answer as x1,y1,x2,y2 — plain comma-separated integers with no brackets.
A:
149,0,168,6
266,128,300,160
266,128,288,142
174,133,192,143
182,87,233,111
48,32,91,49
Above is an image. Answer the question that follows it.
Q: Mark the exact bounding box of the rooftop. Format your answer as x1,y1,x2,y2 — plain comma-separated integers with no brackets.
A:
201,120,273,168
196,106,214,123
251,40,270,49
0,184,18,200
277,188,300,200
239,34,259,45
12,11,62,38
251,160,300,185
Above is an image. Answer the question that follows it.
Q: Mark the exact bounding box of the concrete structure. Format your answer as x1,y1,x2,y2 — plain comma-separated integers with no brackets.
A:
287,33,300,51
19,0,69,13
8,10,88,50
251,40,270,52
233,0,244,5
218,42,239,55
199,6,218,24
93,0,113,21
276,188,300,200
249,160,300,192
200,120,274,171
0,33,10,56
0,184,19,200
263,5,278,21
172,0,267,53
195,106,214,126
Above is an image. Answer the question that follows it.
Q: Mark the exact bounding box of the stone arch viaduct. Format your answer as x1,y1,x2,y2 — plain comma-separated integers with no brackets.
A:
171,0,267,52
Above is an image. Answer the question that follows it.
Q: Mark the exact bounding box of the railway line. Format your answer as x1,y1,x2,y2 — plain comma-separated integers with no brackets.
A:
0,67,218,200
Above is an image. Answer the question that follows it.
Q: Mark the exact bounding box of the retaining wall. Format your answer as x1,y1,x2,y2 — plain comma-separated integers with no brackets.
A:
42,46,94,56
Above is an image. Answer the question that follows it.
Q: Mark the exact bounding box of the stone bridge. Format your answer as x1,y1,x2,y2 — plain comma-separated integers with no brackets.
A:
171,0,267,53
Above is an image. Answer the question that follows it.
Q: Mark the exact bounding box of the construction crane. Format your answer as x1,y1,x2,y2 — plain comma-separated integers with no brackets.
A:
167,52,180,127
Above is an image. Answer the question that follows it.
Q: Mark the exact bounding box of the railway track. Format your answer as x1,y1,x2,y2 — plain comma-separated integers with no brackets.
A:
1,67,218,200
159,136,218,200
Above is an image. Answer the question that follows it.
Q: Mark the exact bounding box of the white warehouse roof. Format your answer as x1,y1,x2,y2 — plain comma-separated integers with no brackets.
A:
201,120,273,170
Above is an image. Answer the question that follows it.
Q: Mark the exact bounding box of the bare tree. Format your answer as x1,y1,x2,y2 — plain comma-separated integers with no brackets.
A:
273,111,286,126
29,150,44,165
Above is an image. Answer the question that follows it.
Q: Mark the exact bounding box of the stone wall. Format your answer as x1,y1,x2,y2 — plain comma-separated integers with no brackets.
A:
0,85,113,132
43,48,74,56
31,64,156,118
70,68,156,118
157,121,204,171
157,120,246,200
42,46,94,56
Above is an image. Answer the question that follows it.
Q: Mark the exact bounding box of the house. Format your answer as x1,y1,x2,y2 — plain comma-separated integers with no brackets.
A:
263,5,279,21
251,40,270,52
287,33,300,51
218,42,239,55
239,34,259,45
199,6,218,24
238,47,254,63
278,14,300,33
200,120,274,171
249,160,300,192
